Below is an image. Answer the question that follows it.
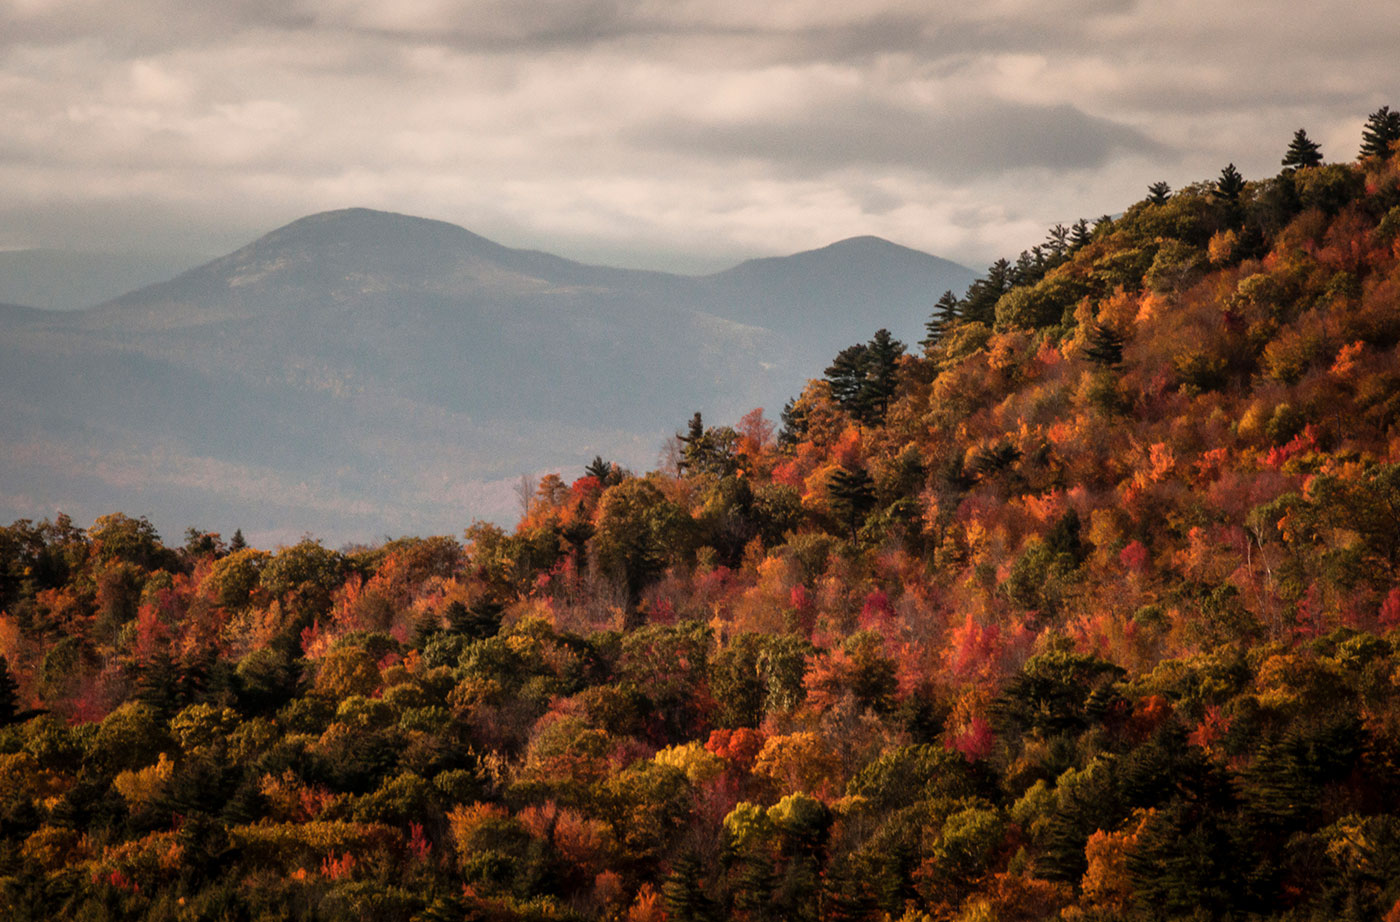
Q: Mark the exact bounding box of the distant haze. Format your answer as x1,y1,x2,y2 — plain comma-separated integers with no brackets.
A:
0,250,213,311
0,209,975,546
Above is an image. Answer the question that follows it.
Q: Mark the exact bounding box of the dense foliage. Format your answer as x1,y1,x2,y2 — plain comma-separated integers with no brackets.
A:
4,121,1400,921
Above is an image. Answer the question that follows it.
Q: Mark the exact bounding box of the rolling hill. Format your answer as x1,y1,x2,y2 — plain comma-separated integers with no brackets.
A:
0,209,975,543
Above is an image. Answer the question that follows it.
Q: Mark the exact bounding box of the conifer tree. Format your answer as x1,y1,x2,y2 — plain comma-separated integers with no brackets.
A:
921,290,962,349
1085,321,1125,366
663,853,716,922
777,397,807,452
1215,164,1246,204
1147,181,1172,204
827,466,876,540
1360,105,1400,159
1281,128,1323,170
0,655,19,725
1069,218,1092,250
960,258,1013,325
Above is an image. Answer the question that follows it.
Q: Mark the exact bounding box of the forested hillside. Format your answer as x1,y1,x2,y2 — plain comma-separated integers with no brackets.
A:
4,113,1400,921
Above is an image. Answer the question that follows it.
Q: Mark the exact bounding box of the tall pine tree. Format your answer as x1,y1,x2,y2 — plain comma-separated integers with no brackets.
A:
1360,105,1400,159
1281,128,1323,170
921,290,962,350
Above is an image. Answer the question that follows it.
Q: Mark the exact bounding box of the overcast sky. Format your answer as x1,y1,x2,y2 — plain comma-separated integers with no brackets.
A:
3,0,1398,273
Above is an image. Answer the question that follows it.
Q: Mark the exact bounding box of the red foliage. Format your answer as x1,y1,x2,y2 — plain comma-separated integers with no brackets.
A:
1379,587,1400,629
1188,705,1231,752
948,715,994,761
706,727,765,769
1119,540,1149,573
321,851,357,880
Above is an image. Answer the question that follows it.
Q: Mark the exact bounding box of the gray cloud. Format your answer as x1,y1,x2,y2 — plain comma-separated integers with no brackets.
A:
0,0,1397,271
633,97,1165,180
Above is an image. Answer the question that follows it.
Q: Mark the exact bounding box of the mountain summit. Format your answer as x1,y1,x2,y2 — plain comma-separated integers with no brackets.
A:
0,211,974,542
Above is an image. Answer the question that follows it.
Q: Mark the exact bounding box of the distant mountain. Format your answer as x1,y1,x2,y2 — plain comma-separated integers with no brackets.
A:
705,235,974,348
0,248,211,310
0,209,975,544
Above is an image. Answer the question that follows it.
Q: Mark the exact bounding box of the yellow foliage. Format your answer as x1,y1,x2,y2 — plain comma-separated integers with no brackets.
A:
653,741,724,785
113,753,174,808
20,826,87,872
751,731,840,795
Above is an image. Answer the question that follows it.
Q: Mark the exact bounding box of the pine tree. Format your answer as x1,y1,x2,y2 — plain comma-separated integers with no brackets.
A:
827,466,876,540
824,343,869,413
960,258,1013,325
584,455,623,486
1215,164,1246,204
1360,105,1400,160
1282,128,1323,170
1069,218,1092,250
921,290,962,349
677,412,707,475
228,528,247,552
446,598,503,640
1147,181,1172,204
860,329,905,423
1085,321,1125,366
778,397,808,452
663,853,716,922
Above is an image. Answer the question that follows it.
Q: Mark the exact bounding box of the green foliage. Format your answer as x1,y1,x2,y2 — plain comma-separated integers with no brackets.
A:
823,329,906,425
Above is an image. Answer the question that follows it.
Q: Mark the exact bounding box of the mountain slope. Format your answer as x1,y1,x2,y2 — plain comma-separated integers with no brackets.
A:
0,210,974,543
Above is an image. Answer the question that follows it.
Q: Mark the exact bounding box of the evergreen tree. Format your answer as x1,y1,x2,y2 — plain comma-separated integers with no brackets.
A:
663,853,716,922
860,329,904,423
134,650,182,718
584,455,623,486
1360,105,1400,160
921,290,962,349
960,258,1013,325
1282,128,1323,170
1069,218,1092,250
0,655,19,725
827,466,876,540
1084,320,1125,366
228,528,247,551
824,343,869,412
677,412,708,475
445,597,503,640
823,331,905,425
777,397,808,452
1147,181,1172,204
1215,163,1246,204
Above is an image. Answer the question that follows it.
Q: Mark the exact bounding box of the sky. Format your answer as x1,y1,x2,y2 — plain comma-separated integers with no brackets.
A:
3,0,1399,274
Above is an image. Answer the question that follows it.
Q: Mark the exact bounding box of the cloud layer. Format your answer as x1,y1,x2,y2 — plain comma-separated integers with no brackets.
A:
2,0,1398,271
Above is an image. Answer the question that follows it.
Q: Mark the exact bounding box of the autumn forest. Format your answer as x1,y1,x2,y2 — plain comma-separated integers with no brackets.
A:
5,111,1400,921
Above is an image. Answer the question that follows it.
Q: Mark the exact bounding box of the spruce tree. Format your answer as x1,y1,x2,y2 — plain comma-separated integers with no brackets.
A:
1360,105,1400,159
1281,128,1323,170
